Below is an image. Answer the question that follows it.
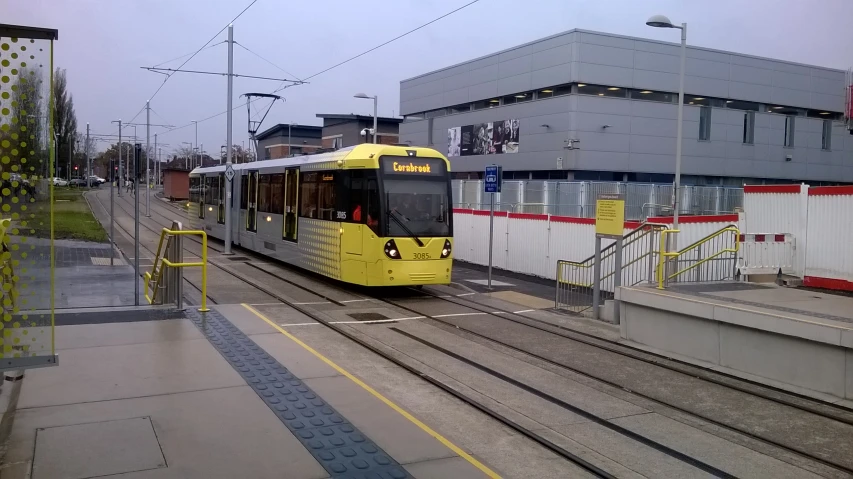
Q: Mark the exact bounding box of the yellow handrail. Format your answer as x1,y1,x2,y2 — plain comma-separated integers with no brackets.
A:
143,228,209,312
657,226,740,289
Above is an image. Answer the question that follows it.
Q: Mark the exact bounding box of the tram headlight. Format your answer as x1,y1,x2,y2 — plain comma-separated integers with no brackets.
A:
440,239,452,258
384,239,400,259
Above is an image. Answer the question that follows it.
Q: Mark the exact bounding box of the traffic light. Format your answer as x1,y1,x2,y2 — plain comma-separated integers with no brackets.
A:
74,165,78,171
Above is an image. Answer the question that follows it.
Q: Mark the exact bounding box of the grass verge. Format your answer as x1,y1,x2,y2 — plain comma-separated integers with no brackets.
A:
26,188,108,243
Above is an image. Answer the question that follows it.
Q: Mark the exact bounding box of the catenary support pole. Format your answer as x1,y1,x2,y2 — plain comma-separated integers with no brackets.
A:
223,24,234,255
145,100,151,217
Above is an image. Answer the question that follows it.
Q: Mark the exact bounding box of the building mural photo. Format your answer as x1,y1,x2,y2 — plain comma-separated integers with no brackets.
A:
448,119,519,157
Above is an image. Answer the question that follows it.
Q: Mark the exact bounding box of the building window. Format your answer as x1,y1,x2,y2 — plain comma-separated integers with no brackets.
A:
502,91,533,105
726,100,760,111
404,112,425,121
784,116,795,147
448,104,470,114
742,111,755,144
472,98,501,110
331,137,342,149
822,119,832,150
425,108,446,118
630,89,674,103
264,147,271,160
577,84,625,98
686,96,724,107
699,106,711,141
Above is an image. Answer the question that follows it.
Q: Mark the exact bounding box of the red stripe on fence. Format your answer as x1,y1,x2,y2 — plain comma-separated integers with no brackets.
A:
452,208,474,215
646,214,738,224
808,186,853,196
774,234,786,242
549,216,596,225
508,212,549,221
471,209,507,217
803,276,853,292
743,185,801,194
754,234,766,242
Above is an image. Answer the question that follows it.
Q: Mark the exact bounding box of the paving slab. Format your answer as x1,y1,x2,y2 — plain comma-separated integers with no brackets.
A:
10,386,327,479
53,318,203,351
32,417,165,479
18,337,244,408
212,303,283,335
249,332,341,380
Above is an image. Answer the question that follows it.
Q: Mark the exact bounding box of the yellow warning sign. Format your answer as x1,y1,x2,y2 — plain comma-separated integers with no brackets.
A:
595,194,625,238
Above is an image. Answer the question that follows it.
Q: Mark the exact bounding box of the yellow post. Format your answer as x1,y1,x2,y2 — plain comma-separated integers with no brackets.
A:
657,229,680,289
199,231,209,312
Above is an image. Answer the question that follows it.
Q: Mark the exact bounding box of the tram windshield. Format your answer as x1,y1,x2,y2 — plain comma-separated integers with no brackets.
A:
380,157,451,238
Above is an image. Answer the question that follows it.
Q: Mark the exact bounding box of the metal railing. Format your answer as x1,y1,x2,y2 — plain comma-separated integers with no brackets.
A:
657,226,740,289
556,222,667,314
453,180,744,220
144,221,209,311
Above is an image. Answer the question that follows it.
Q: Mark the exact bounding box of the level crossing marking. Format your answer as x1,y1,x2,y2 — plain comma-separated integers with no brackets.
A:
279,316,427,327
241,304,502,479
432,312,486,318
456,292,476,297
340,299,372,303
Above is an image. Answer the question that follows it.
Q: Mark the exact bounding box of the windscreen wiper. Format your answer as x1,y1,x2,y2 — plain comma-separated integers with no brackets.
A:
388,210,425,247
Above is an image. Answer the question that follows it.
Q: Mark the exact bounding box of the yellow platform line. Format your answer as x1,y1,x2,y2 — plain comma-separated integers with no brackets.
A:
241,303,501,479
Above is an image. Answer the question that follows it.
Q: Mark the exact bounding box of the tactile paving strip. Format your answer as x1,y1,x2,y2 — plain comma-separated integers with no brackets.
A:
185,309,411,479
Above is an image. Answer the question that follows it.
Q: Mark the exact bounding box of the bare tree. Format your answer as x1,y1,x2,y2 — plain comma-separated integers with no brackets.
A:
53,68,77,179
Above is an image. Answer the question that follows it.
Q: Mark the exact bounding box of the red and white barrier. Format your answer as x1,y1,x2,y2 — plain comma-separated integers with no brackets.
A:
804,186,853,291
740,184,808,278
452,209,737,280
737,233,796,277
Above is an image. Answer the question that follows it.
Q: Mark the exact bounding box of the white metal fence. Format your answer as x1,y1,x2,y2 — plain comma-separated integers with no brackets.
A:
452,180,744,220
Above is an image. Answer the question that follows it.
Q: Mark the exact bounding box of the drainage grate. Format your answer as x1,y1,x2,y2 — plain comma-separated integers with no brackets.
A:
226,256,251,262
185,309,410,478
91,257,127,266
346,312,391,323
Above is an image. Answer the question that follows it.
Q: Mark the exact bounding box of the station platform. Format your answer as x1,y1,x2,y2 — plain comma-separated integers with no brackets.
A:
3,304,496,479
617,282,853,406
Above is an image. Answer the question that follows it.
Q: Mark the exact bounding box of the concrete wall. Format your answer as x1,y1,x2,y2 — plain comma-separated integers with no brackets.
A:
618,286,853,400
400,29,846,115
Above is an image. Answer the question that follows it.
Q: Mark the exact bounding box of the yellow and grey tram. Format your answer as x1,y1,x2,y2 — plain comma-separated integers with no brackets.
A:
188,144,453,286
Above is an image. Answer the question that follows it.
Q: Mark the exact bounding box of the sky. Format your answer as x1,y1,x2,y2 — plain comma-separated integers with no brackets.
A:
6,0,853,158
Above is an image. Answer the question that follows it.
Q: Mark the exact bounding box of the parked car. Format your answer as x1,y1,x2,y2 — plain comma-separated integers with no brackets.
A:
88,175,106,185
52,177,68,187
69,178,90,187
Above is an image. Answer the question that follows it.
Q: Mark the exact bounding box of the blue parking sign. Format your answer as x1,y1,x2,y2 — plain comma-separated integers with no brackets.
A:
484,165,502,193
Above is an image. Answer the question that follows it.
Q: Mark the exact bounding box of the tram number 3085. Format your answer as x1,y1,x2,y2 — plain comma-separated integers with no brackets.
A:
413,252,432,260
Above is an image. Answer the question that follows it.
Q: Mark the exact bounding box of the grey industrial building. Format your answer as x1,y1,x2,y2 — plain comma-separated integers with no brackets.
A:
399,29,852,185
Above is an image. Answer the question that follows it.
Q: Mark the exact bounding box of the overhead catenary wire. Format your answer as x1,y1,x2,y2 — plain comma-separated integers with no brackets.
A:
157,0,481,138
152,41,227,68
125,0,261,124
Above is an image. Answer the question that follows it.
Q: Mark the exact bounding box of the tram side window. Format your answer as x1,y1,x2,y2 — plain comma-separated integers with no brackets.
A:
269,174,284,215
204,176,215,205
240,175,248,209
365,174,380,234
317,173,336,221
342,171,365,223
300,172,318,219
189,177,200,203
258,174,271,213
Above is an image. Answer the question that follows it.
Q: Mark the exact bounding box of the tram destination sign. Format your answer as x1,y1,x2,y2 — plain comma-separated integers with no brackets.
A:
381,157,445,176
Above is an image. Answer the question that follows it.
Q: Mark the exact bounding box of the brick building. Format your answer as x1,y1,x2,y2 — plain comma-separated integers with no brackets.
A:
316,114,403,149
255,124,323,160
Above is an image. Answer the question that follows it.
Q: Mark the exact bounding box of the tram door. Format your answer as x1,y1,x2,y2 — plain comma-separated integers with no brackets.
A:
217,173,225,224
283,168,299,241
247,170,259,232
198,175,205,219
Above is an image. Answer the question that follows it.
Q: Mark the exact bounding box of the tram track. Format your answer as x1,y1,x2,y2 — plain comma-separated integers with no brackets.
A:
376,289,853,478
97,191,853,478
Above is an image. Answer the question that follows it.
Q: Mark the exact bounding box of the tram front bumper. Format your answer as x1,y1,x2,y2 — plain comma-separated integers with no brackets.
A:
380,258,452,286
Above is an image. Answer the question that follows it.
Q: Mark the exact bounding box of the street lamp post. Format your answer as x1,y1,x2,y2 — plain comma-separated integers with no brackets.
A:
192,120,198,169
646,14,686,233
182,142,192,169
354,93,378,144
